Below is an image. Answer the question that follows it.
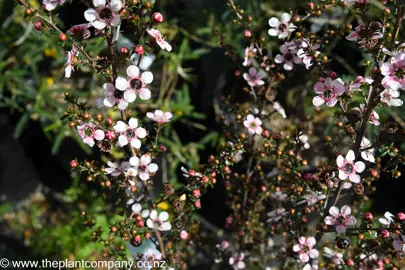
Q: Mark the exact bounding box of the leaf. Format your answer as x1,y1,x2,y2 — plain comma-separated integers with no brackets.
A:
13,112,29,139
51,128,65,155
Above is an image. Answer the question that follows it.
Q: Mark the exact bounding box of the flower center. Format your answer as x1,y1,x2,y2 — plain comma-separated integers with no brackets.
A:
336,215,346,224
153,219,162,227
125,128,136,139
99,7,113,20
249,122,257,128
84,127,94,137
285,53,293,62
395,67,405,79
343,163,353,174
130,78,143,90
114,90,124,99
278,23,288,32
138,164,147,173
323,88,334,99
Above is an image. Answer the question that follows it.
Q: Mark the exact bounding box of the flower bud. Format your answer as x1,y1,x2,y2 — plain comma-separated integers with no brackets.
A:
363,212,373,220
244,30,252,38
120,47,129,55
70,160,78,168
135,45,145,55
34,20,44,31
59,33,67,41
180,230,188,240
380,229,390,238
152,12,164,23
397,212,405,220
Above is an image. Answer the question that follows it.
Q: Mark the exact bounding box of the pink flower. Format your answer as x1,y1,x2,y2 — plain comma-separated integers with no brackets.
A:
293,237,319,263
358,104,380,126
67,23,91,39
346,23,383,43
115,66,153,103
77,122,105,147
243,44,257,67
243,114,263,135
180,230,188,240
193,189,201,197
268,13,296,39
103,82,128,110
113,118,147,149
146,110,173,123
336,150,365,184
313,77,346,107
274,42,302,71
393,235,405,251
229,253,245,269
129,153,158,181
65,46,79,78
324,205,356,234
270,191,287,201
381,52,405,91
349,76,373,91
84,0,122,30
43,0,65,11
146,28,172,52
243,67,265,87
380,88,403,107
303,191,326,206
195,200,201,208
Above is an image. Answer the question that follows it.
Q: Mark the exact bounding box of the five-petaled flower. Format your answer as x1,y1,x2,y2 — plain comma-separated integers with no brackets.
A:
381,52,405,91
129,154,158,181
67,23,91,40
105,161,131,176
324,205,356,234
243,114,263,135
103,82,128,110
358,104,380,126
144,210,172,231
336,150,365,185
77,122,105,147
380,88,403,107
313,77,346,107
267,208,287,223
323,247,344,265
268,13,296,39
146,28,172,52
146,110,173,124
243,67,265,87
275,42,302,71
115,65,153,102
84,0,122,30
293,237,319,263
113,118,147,149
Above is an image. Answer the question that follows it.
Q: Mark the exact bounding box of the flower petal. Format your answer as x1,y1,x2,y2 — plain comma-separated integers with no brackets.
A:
141,71,154,84
84,9,97,22
354,161,365,173
115,77,129,90
346,150,355,162
127,65,140,78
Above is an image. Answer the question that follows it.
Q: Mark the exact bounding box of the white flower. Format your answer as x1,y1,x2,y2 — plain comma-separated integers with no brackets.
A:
146,110,173,124
103,82,128,110
113,118,147,149
360,137,375,163
336,150,365,184
379,211,395,226
115,65,153,102
380,88,403,107
268,13,296,39
105,161,131,176
84,0,122,30
273,102,287,118
299,134,310,149
129,154,158,181
146,28,172,52
243,114,263,135
324,205,356,234
146,210,172,231
303,191,326,206
43,0,65,11
229,253,246,269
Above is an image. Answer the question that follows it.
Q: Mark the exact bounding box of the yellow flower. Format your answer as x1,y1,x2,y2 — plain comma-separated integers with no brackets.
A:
44,48,56,58
157,201,169,210
46,77,53,86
